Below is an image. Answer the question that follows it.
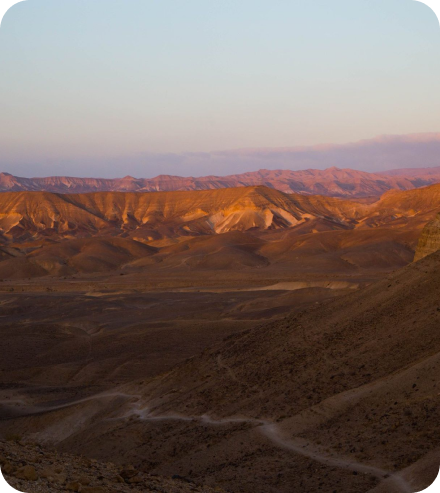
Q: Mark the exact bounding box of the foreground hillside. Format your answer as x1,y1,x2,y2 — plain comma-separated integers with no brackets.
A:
84,251,440,492
1,165,440,197
0,440,222,493
70,254,440,491
2,250,440,492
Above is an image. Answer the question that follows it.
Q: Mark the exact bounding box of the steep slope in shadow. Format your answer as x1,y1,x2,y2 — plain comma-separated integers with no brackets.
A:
28,237,157,274
0,237,157,278
127,231,269,271
132,248,440,416
259,227,416,273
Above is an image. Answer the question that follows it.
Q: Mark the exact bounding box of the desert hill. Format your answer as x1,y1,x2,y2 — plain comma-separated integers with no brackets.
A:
0,186,364,243
2,165,440,198
0,237,157,278
3,184,440,244
373,184,440,217
1,184,440,278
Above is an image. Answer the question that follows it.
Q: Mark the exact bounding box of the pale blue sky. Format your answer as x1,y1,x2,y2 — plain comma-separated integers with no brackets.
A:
0,0,439,177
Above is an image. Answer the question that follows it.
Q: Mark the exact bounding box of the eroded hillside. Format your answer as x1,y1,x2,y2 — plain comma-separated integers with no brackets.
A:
0,185,439,279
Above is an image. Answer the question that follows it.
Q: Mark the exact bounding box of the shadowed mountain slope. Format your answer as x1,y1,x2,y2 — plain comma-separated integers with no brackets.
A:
0,237,157,278
134,250,440,419
102,251,440,492
4,250,439,493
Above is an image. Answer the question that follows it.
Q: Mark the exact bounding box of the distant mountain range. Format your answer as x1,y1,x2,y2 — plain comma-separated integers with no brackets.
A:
2,166,440,198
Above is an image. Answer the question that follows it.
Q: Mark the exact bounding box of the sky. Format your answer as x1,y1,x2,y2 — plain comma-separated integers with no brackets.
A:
0,0,440,177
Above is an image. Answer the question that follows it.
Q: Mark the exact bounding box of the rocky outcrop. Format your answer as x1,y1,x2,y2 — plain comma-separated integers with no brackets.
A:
414,213,440,261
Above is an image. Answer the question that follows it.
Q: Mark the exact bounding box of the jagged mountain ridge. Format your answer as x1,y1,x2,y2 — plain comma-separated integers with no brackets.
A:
0,186,364,242
2,165,440,197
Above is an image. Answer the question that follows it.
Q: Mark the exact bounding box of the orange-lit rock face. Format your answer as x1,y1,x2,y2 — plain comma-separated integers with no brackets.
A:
0,186,364,241
414,213,440,261
2,183,440,243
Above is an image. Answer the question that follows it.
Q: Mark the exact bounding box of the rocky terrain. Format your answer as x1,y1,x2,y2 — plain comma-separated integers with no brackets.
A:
1,165,440,198
0,439,222,492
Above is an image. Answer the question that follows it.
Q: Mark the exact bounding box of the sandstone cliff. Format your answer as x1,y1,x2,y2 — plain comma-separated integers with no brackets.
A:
414,213,440,261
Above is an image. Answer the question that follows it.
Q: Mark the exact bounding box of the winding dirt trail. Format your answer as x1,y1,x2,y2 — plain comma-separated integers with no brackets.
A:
1,391,414,492
121,401,413,493
258,422,412,493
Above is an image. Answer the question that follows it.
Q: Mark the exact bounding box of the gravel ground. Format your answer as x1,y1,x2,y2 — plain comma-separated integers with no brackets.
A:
0,439,225,493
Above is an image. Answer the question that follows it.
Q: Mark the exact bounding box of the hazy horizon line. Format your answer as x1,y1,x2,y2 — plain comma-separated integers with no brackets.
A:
3,132,440,179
